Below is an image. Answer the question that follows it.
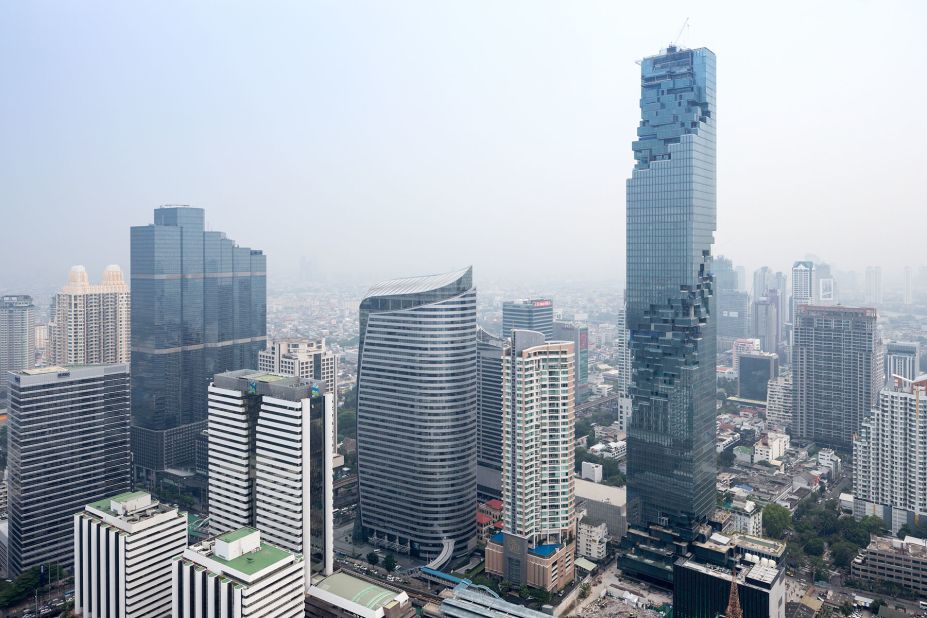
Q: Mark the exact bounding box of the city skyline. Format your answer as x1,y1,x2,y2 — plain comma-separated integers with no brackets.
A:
2,1,926,291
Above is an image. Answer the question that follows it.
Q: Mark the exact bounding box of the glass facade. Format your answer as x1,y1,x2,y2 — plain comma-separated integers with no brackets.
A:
625,46,717,529
501,299,553,340
131,206,266,472
357,268,477,561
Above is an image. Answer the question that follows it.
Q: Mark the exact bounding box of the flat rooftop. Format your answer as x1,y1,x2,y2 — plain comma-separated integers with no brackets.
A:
313,572,402,611
574,478,627,505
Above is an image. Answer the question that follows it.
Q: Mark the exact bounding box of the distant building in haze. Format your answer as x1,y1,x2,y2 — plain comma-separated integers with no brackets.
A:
751,291,781,355
792,305,882,449
130,205,266,475
486,330,575,592
714,257,750,348
258,339,337,392
0,295,35,404
904,266,913,306
554,321,589,401
789,261,815,325
865,266,883,306
737,353,778,402
357,268,476,563
50,265,130,367
884,341,919,384
8,364,130,576
501,299,553,339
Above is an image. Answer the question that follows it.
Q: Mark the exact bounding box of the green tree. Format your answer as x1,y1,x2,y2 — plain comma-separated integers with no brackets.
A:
869,599,886,613
718,449,735,468
804,537,824,556
830,542,858,568
839,602,854,616
763,503,791,539
366,552,379,566
383,554,397,572
579,583,591,600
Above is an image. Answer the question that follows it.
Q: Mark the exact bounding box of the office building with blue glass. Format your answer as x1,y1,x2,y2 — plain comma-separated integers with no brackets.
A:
130,206,266,474
624,45,717,530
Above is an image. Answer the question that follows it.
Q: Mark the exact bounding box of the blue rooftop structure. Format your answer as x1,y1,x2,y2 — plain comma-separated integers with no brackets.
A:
529,544,560,558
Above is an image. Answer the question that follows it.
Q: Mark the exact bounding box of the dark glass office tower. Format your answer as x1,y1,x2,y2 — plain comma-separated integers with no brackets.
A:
501,299,553,339
357,267,477,563
476,327,504,500
625,46,717,530
7,364,130,575
131,206,266,474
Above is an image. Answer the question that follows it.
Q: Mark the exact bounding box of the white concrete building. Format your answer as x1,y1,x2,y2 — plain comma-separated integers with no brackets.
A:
729,497,763,536
577,516,608,561
817,448,841,478
207,370,335,590
50,265,130,366
581,461,602,483
854,376,927,533
172,528,304,618
74,491,187,618
258,339,337,394
753,432,789,463
765,372,792,431
731,338,761,373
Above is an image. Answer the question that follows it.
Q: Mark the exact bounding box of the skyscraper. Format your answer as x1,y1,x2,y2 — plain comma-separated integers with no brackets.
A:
614,307,632,395
357,267,477,563
865,266,883,306
7,364,131,575
50,265,130,366
501,298,553,339
884,341,920,384
74,491,188,618
130,206,266,474
792,306,883,449
553,320,590,400
0,295,35,405
790,261,815,324
485,330,575,592
625,45,717,529
751,292,781,355
765,372,793,431
207,370,335,586
854,375,927,533
476,327,504,500
904,266,914,306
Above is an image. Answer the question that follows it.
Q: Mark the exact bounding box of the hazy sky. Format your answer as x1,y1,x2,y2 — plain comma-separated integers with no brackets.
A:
2,1,925,293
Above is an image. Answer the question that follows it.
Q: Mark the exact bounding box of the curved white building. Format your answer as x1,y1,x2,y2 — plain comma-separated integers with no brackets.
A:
357,267,477,562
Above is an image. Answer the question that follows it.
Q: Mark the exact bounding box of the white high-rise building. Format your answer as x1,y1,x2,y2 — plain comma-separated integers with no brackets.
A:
172,528,304,618
50,265,130,366
207,370,334,590
486,330,575,592
789,261,815,325
74,491,187,618
257,339,337,393
615,308,631,394
0,295,35,404
865,266,883,306
766,372,792,431
854,375,927,533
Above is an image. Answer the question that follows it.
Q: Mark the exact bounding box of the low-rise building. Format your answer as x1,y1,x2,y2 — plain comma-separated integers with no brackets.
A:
430,582,550,618
172,528,304,618
485,533,574,592
574,478,627,540
754,433,789,463
306,571,415,618
581,461,602,483
577,516,608,561
74,491,187,618
816,449,841,478
851,536,927,598
729,497,763,536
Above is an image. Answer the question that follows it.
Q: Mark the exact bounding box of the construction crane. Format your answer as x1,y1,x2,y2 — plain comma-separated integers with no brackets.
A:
672,17,690,48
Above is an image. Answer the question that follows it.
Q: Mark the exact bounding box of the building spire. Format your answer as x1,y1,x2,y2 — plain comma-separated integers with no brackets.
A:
725,567,743,618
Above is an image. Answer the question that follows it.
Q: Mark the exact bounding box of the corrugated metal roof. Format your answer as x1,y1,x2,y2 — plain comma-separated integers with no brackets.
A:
363,267,471,299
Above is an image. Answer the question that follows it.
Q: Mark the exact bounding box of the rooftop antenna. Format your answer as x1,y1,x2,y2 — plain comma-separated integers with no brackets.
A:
672,17,690,48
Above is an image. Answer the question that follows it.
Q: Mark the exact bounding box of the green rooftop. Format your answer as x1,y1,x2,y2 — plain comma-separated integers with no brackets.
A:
315,572,400,610
218,527,259,543
87,491,151,512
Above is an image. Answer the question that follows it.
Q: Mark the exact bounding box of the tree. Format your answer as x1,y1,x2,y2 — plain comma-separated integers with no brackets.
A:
366,552,379,566
383,554,397,572
869,599,886,613
840,602,854,616
804,537,825,556
830,542,858,569
579,583,591,600
763,503,791,539
718,449,735,468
